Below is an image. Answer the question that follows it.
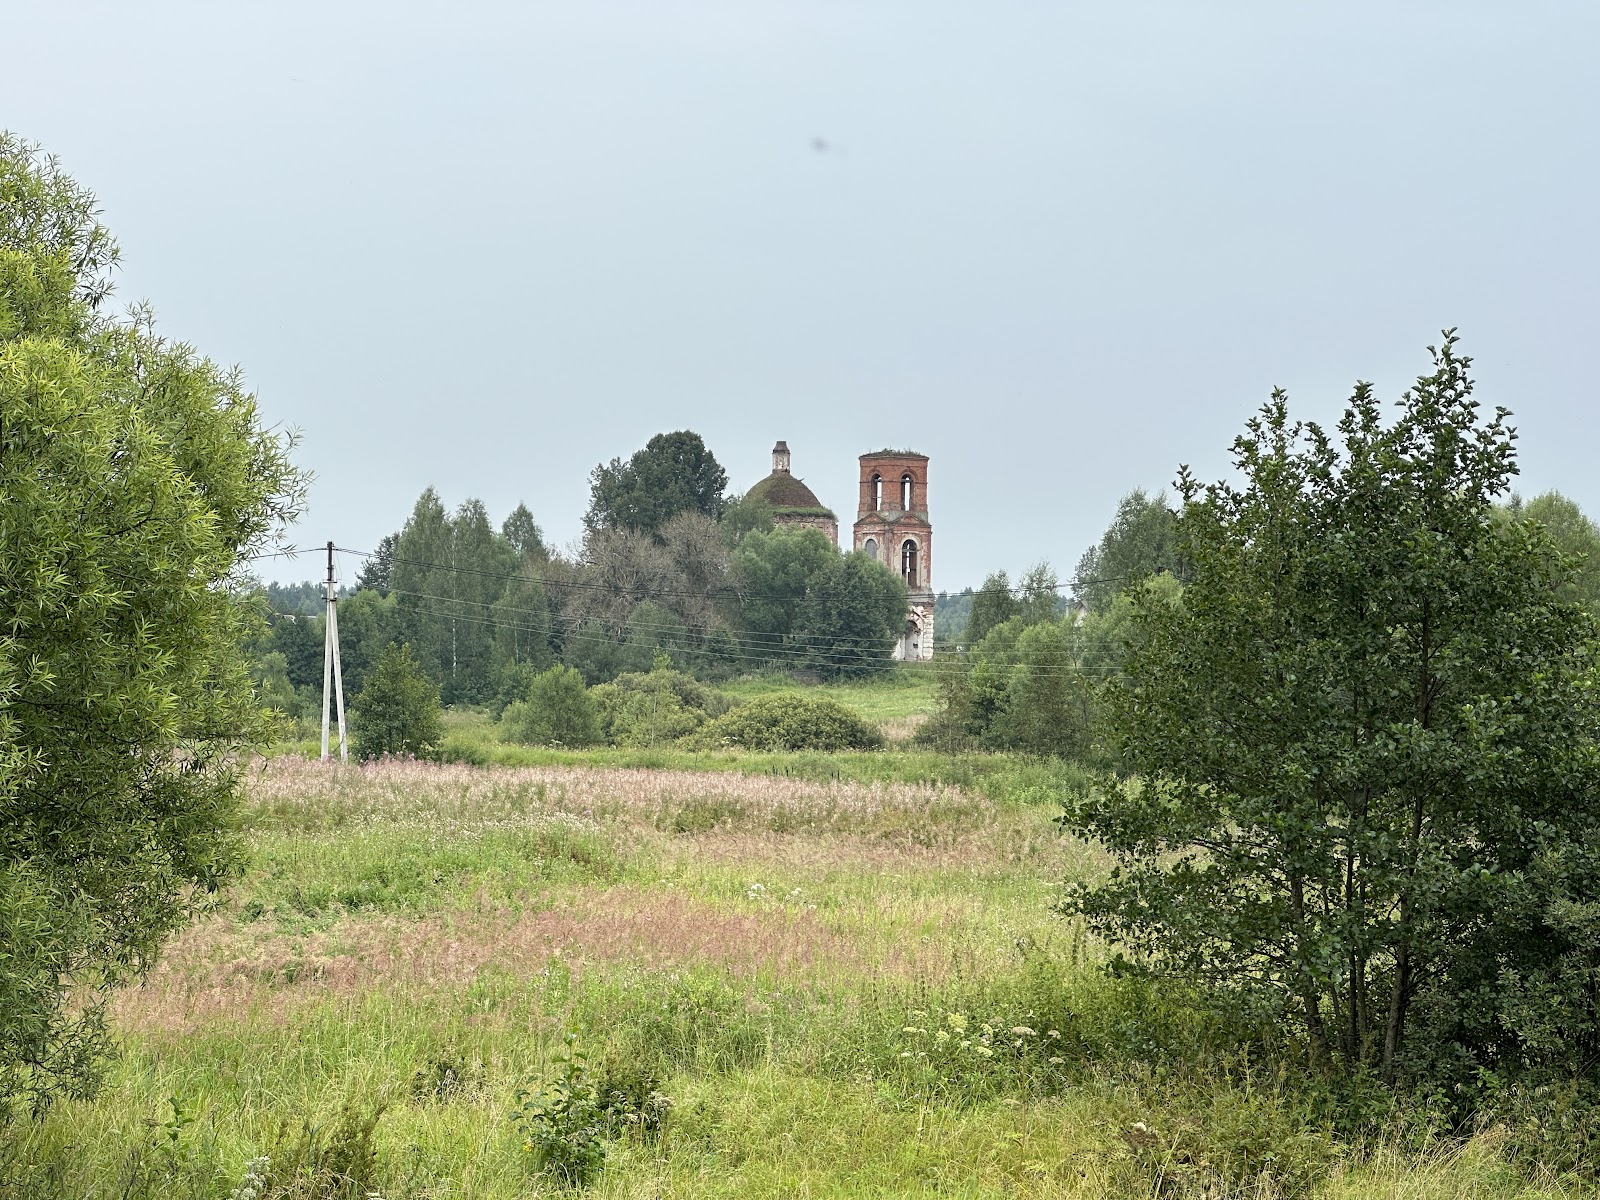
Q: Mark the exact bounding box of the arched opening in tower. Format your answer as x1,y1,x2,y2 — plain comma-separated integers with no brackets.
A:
863,537,878,561
901,473,913,510
871,473,882,511
901,539,918,588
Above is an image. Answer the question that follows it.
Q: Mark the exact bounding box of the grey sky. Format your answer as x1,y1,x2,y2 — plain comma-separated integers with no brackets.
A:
8,3,1597,592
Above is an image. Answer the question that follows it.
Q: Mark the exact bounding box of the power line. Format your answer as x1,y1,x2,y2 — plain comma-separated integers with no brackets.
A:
265,591,1130,681
251,543,1145,676
331,544,1130,605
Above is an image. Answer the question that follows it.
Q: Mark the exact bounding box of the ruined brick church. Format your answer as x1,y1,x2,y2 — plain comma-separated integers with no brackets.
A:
746,441,935,661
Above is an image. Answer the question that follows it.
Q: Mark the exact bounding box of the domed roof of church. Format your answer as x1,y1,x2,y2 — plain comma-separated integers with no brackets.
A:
746,470,832,513
747,441,835,516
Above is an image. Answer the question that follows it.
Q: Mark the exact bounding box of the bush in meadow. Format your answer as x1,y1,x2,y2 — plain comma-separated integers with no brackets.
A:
501,664,603,747
591,663,731,747
348,643,442,760
688,693,884,751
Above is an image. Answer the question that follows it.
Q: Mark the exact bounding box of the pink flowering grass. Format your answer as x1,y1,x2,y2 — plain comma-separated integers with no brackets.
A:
241,754,1079,857
109,757,1093,1036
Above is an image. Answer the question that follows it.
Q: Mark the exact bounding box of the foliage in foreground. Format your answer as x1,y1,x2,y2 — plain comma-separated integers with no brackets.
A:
3,755,1597,1197
0,134,302,1116
1064,334,1600,1101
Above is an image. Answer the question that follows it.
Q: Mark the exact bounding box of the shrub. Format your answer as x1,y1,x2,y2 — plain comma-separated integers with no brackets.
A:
501,665,602,747
348,643,441,760
688,693,884,751
510,1035,607,1186
591,666,731,747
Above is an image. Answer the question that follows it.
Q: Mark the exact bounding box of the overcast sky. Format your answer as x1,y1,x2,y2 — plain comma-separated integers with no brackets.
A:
7,3,1597,591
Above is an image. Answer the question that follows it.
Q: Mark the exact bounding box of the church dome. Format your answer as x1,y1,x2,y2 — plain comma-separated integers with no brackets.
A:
747,440,836,517
746,470,832,514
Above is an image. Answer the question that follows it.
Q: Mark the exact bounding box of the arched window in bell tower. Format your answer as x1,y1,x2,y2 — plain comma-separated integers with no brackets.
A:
871,473,882,511
901,539,918,588
863,537,878,561
901,473,914,510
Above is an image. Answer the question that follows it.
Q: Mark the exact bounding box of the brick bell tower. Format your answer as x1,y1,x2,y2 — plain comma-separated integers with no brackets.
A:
852,450,934,661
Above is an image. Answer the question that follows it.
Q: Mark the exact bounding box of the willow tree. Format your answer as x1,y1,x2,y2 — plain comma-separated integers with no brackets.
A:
1064,335,1600,1092
0,135,302,1114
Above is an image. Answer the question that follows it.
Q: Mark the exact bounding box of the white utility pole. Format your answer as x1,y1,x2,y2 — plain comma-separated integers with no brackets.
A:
320,540,348,762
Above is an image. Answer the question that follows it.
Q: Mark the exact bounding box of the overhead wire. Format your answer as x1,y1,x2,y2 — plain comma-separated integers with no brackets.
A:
253,543,1144,678
269,584,1132,680
330,544,1129,605
306,598,1128,680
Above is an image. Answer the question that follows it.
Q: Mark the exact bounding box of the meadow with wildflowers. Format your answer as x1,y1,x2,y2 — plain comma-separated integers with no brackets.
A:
0,754,1583,1198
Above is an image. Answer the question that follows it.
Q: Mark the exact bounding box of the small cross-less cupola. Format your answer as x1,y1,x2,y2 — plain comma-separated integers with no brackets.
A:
771,440,791,473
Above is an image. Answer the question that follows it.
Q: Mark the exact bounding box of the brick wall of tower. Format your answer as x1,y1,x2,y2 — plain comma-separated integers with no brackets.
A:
852,451,934,661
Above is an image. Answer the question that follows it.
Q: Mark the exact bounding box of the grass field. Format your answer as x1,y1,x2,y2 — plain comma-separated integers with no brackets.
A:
276,665,947,762
1,754,1582,1198
719,666,944,743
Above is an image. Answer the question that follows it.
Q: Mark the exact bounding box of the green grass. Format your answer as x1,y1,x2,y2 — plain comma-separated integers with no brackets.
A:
718,664,944,726
2,754,1588,1198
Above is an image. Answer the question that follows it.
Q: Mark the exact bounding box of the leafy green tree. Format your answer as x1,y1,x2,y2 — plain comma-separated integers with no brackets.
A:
355,533,397,595
1073,488,1186,613
1062,336,1600,1090
1515,490,1600,616
625,599,689,667
1001,620,1093,757
443,498,516,703
560,619,632,685
0,135,302,1113
591,661,732,747
249,651,303,722
491,564,555,680
349,643,442,760
731,526,839,657
267,611,324,692
1015,562,1063,626
718,491,775,546
391,487,452,676
265,580,327,616
793,550,908,678
922,610,1098,757
391,492,518,704
585,430,728,534
334,588,402,696
501,665,602,747
964,572,1019,644
502,502,547,560
934,587,975,646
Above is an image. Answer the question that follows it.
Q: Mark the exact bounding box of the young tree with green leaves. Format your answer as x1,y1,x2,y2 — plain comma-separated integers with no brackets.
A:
502,502,547,560
793,549,909,678
0,136,303,1113
1015,562,1063,626
349,643,442,760
964,571,1020,644
1513,490,1600,617
501,665,602,747
730,526,839,657
1063,335,1600,1092
1073,488,1186,613
390,491,520,704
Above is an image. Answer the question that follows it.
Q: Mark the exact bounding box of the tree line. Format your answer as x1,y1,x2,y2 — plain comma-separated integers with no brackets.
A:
249,431,910,721
919,481,1600,762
